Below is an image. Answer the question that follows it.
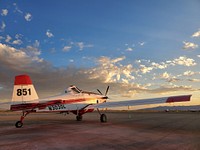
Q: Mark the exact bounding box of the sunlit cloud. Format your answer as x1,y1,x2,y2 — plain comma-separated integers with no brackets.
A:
182,41,198,50
5,35,12,43
12,39,22,45
46,29,54,38
192,29,200,38
1,9,8,16
83,56,136,83
183,70,195,76
173,56,196,66
25,13,32,21
187,79,200,82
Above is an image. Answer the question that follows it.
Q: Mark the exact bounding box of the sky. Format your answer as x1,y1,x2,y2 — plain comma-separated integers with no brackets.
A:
0,0,200,108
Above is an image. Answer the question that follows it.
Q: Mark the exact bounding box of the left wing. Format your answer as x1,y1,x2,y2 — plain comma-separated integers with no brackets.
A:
89,95,191,109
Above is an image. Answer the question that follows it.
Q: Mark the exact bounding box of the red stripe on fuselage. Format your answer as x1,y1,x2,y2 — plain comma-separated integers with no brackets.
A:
10,98,95,111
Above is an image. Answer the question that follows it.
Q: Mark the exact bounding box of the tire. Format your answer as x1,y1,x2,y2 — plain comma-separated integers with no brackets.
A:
76,115,83,121
100,114,107,123
15,121,23,128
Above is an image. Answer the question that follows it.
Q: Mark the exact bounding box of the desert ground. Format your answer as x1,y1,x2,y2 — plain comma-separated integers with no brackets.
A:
0,111,199,150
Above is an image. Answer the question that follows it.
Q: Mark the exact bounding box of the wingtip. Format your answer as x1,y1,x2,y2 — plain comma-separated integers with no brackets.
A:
166,95,192,103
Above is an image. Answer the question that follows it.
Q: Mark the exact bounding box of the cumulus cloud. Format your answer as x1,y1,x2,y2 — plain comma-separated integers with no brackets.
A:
46,30,54,38
12,39,23,45
0,43,43,68
183,71,195,76
5,35,12,43
1,9,8,16
192,29,200,38
25,13,32,21
173,56,196,66
183,41,198,50
137,56,196,75
83,56,136,84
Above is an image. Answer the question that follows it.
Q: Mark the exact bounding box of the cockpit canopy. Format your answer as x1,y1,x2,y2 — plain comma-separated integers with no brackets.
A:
65,85,82,94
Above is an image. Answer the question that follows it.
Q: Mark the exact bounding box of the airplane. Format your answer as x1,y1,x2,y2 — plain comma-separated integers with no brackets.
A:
8,74,191,128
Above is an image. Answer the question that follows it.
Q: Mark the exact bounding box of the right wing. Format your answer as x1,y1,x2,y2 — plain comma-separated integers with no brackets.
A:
88,95,192,109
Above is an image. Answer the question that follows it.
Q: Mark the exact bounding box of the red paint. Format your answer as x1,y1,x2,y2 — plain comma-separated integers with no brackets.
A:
14,75,32,85
166,95,191,103
10,98,89,111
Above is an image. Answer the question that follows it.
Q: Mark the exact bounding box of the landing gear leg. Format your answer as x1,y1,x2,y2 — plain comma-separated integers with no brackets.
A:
15,111,30,128
97,108,107,123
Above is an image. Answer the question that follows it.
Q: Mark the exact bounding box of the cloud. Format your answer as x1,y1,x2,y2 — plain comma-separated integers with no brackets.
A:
187,79,200,82
183,41,198,50
25,13,32,21
83,56,136,83
160,72,170,79
138,42,145,46
13,3,23,14
5,35,12,43
12,39,22,45
126,47,133,51
147,85,196,94
76,42,93,50
137,56,196,75
46,30,54,38
173,56,196,66
0,21,6,31
63,46,72,52
1,9,8,16
192,29,200,38
0,43,43,67
159,72,180,83
183,71,195,76
62,41,93,51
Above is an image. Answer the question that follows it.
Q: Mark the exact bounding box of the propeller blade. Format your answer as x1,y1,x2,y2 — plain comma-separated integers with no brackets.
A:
105,86,109,96
97,89,103,95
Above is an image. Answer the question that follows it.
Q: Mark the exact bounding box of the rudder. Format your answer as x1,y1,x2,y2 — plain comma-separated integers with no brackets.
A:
12,75,39,103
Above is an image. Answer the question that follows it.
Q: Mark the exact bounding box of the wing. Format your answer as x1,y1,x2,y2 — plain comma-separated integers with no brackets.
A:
89,95,192,109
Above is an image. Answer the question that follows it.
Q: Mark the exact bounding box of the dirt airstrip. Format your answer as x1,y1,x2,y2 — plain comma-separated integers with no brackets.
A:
0,111,199,150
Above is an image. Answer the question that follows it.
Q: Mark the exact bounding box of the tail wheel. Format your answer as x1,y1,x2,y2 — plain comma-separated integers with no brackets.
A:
15,121,23,128
100,114,107,123
76,115,83,121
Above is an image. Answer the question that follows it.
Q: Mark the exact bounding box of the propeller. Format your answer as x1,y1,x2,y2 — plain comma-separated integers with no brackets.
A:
105,86,109,96
97,86,109,97
97,89,103,95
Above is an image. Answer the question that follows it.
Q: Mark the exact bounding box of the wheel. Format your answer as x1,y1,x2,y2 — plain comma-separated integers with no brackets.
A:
100,114,107,123
76,115,83,121
15,121,23,128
